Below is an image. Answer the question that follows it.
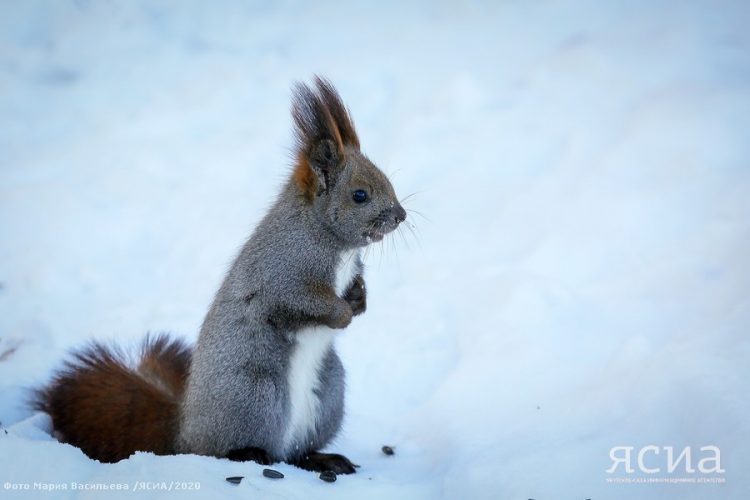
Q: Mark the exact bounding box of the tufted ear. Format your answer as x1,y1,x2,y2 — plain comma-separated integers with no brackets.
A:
291,77,359,200
314,76,359,150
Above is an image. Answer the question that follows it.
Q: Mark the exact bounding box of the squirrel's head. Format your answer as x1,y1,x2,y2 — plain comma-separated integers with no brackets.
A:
291,77,406,248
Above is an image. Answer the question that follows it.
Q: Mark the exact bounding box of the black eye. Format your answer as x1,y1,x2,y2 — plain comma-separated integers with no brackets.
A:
352,189,368,203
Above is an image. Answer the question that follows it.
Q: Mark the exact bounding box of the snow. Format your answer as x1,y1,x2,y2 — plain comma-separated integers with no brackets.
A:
1,1,749,499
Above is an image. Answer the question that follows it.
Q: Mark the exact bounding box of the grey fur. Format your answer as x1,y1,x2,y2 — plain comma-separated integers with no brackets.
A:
176,79,405,462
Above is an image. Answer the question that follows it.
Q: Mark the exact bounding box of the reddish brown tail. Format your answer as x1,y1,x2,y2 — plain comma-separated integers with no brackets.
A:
33,334,192,463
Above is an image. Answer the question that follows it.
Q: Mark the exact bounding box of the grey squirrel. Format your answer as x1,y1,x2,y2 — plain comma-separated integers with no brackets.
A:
33,77,406,474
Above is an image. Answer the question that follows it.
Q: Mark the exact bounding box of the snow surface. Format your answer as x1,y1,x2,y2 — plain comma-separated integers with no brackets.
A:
1,1,749,499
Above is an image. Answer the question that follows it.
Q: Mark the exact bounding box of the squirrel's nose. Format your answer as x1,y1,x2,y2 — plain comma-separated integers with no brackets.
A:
393,204,407,224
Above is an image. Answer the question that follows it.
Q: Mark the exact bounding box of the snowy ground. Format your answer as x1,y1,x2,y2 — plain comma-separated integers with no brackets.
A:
1,1,749,499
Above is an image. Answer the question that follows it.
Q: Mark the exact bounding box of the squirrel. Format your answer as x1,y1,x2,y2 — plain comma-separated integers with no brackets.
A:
32,77,406,474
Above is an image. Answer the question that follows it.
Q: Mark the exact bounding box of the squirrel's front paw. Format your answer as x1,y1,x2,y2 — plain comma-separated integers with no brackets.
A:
326,298,353,329
344,276,366,316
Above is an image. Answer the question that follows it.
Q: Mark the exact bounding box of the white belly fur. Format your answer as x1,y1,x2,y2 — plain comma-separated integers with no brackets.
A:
282,249,360,454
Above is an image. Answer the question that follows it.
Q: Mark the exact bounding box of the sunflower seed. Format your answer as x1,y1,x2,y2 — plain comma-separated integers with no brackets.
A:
263,468,284,479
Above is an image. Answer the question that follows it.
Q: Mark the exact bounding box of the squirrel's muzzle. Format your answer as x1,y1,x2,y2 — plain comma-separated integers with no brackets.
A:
393,204,407,224
365,204,407,243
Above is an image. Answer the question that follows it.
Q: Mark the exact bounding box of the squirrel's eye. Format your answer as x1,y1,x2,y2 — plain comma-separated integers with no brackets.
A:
352,189,368,203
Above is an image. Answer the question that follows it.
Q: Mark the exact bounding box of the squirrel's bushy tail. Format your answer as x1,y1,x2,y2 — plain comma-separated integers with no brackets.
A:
32,333,191,463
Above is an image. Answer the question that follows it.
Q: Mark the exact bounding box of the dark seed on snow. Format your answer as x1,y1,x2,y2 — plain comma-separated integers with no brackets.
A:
382,445,395,456
225,476,243,484
263,468,284,479
319,470,337,483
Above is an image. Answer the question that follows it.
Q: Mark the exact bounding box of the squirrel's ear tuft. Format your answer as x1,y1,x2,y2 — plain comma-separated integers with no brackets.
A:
313,76,360,150
291,77,360,200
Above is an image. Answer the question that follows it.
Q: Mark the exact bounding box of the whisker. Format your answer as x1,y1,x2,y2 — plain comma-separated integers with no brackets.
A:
405,219,421,238
376,237,384,270
397,225,411,251
399,190,423,204
402,218,424,253
362,219,380,264
405,208,430,223
363,240,372,263
391,233,401,272
396,225,409,248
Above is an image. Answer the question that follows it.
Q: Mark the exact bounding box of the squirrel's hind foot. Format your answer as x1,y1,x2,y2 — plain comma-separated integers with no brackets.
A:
290,452,358,474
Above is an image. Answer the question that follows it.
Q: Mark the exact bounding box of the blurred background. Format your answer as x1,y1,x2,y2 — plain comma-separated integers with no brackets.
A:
0,1,748,498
